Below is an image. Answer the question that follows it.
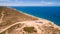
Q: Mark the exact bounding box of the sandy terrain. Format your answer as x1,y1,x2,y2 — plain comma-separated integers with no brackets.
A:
0,6,60,34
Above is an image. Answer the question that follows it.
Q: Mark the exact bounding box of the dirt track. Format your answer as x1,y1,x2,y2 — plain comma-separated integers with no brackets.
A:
0,6,60,34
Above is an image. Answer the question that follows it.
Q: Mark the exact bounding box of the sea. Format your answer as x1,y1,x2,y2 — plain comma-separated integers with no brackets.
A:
10,6,60,26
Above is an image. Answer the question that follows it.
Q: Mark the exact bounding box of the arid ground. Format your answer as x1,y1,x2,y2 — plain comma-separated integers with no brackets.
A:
0,6,60,34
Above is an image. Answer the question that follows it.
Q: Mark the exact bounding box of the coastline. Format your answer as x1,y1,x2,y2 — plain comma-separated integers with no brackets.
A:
0,7,60,34
13,8,60,28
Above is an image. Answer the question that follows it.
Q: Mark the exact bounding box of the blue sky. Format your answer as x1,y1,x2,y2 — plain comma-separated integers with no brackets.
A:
0,0,60,6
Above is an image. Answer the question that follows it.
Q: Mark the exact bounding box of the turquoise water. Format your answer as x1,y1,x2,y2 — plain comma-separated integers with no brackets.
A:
11,6,60,26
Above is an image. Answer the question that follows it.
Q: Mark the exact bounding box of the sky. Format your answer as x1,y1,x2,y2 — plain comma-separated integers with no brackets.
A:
0,0,60,6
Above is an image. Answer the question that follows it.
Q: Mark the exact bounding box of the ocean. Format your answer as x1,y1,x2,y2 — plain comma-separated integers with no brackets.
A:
11,6,60,26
